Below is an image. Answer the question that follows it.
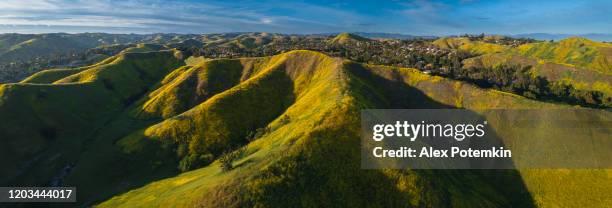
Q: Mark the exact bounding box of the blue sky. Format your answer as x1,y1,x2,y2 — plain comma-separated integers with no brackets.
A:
0,0,610,35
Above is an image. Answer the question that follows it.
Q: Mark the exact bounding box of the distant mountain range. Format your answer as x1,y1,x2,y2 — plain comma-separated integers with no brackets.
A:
327,32,612,42
1,32,610,41
510,33,612,42
315,32,437,40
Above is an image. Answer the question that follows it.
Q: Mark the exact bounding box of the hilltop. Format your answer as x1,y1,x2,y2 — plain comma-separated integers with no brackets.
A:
330,32,371,44
1,48,610,207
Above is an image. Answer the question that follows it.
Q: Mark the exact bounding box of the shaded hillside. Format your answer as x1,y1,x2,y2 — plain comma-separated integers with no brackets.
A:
1,49,610,207
0,49,185,205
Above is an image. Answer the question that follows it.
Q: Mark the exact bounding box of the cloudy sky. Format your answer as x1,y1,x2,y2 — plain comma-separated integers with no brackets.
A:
0,0,610,35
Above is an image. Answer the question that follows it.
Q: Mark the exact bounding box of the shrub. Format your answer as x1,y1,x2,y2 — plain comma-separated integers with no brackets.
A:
278,115,290,125
245,130,256,142
219,146,246,172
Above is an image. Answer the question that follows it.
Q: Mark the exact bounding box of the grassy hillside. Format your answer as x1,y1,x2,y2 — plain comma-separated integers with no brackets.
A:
132,59,249,119
513,37,612,74
464,53,612,93
1,49,609,207
462,38,612,105
433,37,508,54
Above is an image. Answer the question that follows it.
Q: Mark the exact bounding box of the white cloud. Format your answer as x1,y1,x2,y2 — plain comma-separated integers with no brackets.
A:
260,18,273,24
0,0,59,10
0,0,370,33
0,0,276,32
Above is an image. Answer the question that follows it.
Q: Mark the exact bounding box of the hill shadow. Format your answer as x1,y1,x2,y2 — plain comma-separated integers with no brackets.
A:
346,62,536,207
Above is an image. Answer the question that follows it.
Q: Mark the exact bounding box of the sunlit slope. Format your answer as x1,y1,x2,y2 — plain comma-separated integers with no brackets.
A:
514,37,612,74
122,51,343,170
132,58,270,119
0,50,183,199
97,51,610,208
433,37,508,54
53,50,184,101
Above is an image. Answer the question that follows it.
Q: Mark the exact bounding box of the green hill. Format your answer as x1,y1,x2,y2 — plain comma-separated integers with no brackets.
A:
331,33,371,44
1,49,610,207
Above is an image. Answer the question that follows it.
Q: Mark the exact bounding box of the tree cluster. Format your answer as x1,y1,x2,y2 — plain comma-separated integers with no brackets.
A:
450,65,609,108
